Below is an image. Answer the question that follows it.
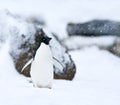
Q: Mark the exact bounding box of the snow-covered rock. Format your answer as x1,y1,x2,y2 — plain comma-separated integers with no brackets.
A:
109,38,120,57
67,20,120,36
66,19,120,57
48,33,76,80
0,10,76,80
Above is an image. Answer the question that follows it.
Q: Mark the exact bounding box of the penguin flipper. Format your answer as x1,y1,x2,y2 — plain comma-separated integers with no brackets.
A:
52,57,64,71
21,58,34,73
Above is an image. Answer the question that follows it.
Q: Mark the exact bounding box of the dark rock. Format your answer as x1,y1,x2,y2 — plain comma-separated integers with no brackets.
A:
54,59,76,80
50,33,76,80
11,29,45,77
109,38,120,57
0,10,76,80
67,20,120,36
14,29,76,80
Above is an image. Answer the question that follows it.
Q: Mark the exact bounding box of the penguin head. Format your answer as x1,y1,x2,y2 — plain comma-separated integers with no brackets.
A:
37,29,52,45
41,35,52,45
33,29,52,59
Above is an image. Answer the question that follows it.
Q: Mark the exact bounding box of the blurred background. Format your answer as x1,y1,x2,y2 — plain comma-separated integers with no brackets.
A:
0,0,120,105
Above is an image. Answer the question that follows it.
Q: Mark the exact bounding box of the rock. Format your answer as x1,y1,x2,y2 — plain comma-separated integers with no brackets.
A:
67,20,120,36
15,29,76,80
49,33,76,80
109,38,120,57
0,10,76,80
11,29,45,77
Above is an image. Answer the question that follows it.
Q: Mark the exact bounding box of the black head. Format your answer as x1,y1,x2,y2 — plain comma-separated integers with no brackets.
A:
41,35,52,45
33,29,52,59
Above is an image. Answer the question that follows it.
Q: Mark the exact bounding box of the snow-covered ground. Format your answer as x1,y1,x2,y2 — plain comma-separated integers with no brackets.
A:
0,0,120,105
1,44,120,105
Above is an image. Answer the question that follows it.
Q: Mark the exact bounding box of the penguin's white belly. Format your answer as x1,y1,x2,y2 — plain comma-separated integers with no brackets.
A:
30,44,53,88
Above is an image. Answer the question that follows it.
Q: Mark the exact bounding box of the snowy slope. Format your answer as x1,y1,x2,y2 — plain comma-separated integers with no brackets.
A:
0,45,120,105
0,0,120,105
62,36,117,50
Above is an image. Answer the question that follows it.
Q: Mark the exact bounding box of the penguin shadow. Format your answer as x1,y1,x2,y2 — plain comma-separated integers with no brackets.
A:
33,84,52,89
28,79,33,83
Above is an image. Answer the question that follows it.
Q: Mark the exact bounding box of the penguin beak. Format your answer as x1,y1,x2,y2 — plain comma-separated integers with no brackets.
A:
48,37,52,41
46,36,52,44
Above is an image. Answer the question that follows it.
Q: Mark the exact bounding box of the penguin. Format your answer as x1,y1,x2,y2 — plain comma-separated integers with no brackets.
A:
21,30,53,89
30,35,53,89
21,29,64,89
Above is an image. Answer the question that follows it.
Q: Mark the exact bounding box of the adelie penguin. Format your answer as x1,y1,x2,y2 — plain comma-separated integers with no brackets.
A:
21,29,53,89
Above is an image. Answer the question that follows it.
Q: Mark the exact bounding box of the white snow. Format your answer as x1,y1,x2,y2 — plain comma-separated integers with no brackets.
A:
63,36,117,50
0,0,120,105
0,44,120,105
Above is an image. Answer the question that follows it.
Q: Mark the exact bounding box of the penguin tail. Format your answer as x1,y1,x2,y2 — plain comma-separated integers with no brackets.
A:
21,58,34,73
